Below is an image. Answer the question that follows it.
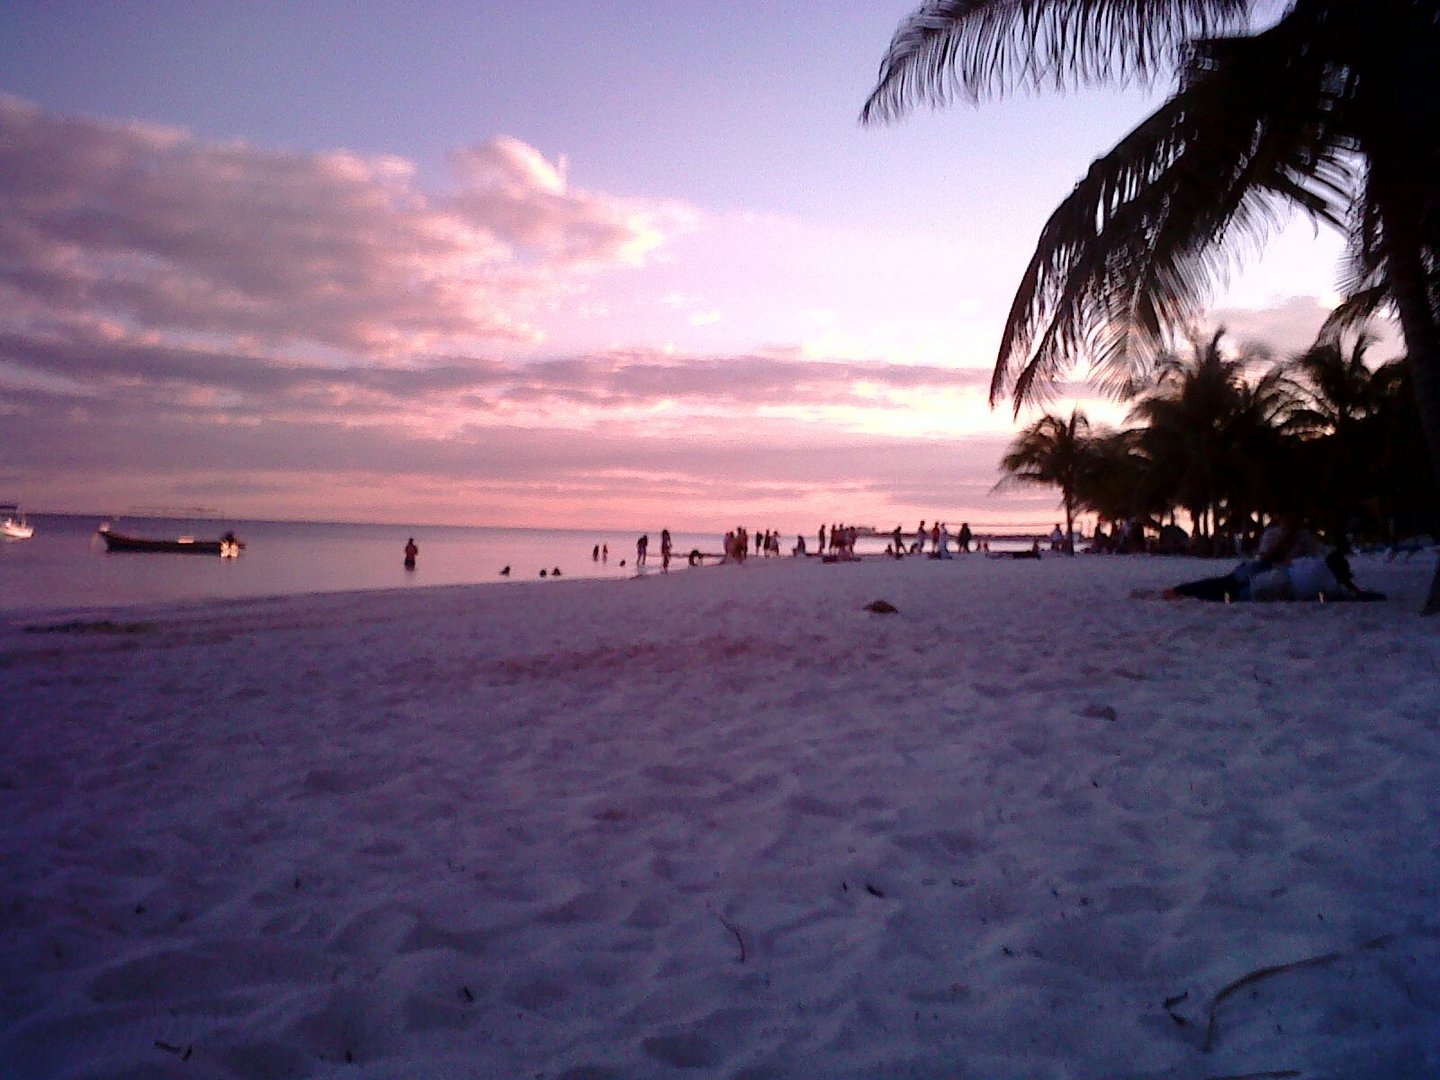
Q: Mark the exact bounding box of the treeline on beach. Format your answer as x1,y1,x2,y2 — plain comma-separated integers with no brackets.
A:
997,329,1440,556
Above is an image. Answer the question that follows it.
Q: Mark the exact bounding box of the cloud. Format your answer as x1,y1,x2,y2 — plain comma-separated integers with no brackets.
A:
2,374,1018,529
0,96,1041,529
0,95,695,358
1,311,1003,527
446,137,691,268
1209,295,1403,358
1,324,989,423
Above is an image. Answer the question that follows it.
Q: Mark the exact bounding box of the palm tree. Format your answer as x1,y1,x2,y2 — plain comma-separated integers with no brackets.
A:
1358,357,1440,545
994,408,1090,553
1072,427,1162,539
1127,329,1294,544
1288,332,1384,438
1223,363,1302,534
864,1,1440,611
1284,332,1387,538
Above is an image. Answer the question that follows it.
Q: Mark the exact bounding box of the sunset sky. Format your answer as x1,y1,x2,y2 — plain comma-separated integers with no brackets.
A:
0,1,1384,532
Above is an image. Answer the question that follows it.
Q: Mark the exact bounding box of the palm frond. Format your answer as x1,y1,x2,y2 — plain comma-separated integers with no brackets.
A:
1317,286,1392,342
861,0,1252,124
991,14,1361,413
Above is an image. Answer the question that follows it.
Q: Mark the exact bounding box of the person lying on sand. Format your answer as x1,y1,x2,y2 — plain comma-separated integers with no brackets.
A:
987,540,1042,560
1163,549,1384,603
1160,512,1315,601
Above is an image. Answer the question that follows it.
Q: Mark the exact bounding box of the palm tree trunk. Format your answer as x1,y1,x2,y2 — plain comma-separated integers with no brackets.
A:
1373,249,1440,611
1371,196,1440,614
1362,17,1440,614
1391,286,1440,615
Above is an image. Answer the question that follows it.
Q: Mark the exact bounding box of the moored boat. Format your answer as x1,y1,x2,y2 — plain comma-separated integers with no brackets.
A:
1,504,34,540
98,523,244,557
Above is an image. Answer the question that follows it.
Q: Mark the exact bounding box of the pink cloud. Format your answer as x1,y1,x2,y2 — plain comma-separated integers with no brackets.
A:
0,95,692,358
1209,296,1404,359
2,324,987,423
0,97,1050,530
447,137,695,268
2,312,1006,529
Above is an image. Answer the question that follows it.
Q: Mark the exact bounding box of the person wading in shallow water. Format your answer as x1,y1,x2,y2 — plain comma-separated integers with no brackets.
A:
403,537,418,570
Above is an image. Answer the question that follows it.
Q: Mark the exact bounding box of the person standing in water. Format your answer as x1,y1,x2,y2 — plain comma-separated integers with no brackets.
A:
403,537,418,570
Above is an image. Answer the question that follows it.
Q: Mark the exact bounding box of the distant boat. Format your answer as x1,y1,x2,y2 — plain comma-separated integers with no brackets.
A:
98,523,244,557
1,504,34,540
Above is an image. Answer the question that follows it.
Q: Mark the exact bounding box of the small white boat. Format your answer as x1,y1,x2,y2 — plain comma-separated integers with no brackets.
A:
1,503,34,540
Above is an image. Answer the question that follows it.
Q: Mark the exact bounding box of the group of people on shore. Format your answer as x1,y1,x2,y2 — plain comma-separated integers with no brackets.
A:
879,520,981,559
720,527,787,562
406,515,1372,600
634,529,676,571
818,523,862,560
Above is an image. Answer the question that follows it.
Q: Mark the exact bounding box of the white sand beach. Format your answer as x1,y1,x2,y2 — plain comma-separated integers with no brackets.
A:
2,553,1438,1079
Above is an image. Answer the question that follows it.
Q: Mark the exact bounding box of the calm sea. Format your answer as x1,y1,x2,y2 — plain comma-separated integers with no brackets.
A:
0,515,753,616
0,515,1045,616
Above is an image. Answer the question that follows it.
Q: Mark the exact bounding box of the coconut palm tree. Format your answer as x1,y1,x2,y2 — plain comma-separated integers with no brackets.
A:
1287,332,1384,439
1358,357,1440,545
1223,363,1302,533
863,1,1440,611
1070,426,1166,546
994,408,1090,552
1284,332,1388,538
1127,329,1293,543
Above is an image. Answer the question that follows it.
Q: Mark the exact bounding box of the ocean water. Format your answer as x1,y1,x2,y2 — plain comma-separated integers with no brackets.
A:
0,515,848,616
0,515,1046,616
